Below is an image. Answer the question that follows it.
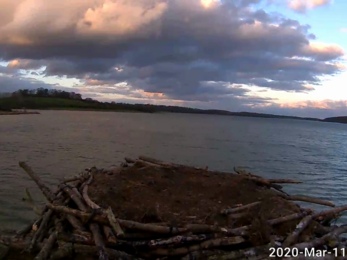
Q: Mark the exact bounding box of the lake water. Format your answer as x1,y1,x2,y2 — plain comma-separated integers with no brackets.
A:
1,110,347,230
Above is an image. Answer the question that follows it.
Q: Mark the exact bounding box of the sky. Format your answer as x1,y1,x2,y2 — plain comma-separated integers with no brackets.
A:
0,0,346,118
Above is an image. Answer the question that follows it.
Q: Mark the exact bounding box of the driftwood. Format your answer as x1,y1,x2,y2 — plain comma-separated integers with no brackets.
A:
286,195,335,207
105,207,124,237
313,204,347,219
82,185,100,210
59,185,88,212
138,156,172,167
277,193,335,207
50,243,140,260
60,175,81,184
125,157,136,164
47,204,188,234
149,237,245,256
34,231,57,260
103,226,117,243
29,209,53,252
0,235,42,251
19,162,55,202
221,202,261,215
293,225,347,251
90,223,108,260
267,179,302,184
233,167,263,179
283,215,313,247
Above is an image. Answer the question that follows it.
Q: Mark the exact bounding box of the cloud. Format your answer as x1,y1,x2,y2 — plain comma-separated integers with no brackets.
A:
300,42,344,61
252,99,347,118
288,0,332,13
0,74,55,92
340,28,347,33
0,0,345,117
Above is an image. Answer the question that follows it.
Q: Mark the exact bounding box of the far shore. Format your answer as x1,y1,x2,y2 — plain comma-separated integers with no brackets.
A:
0,111,40,116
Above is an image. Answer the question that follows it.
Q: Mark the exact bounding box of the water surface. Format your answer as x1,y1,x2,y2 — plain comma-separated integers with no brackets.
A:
1,110,347,230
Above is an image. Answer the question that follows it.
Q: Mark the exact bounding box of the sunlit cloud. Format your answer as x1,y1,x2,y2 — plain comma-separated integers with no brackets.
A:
288,0,333,13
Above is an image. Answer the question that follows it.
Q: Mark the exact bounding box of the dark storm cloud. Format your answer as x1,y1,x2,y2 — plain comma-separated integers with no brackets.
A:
0,0,344,104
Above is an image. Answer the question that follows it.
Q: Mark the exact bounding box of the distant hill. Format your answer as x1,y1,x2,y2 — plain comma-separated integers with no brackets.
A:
324,116,347,124
0,88,325,121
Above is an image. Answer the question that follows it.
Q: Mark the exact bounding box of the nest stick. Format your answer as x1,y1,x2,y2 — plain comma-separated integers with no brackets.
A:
59,185,88,212
89,223,109,260
313,205,347,219
221,202,261,215
149,237,245,256
103,226,117,243
283,215,313,247
47,204,187,234
106,207,124,237
82,185,100,210
287,195,335,207
268,179,302,184
34,231,57,260
29,209,53,252
19,162,55,202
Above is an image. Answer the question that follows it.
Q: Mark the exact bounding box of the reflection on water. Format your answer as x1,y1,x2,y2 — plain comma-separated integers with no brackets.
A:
1,110,347,229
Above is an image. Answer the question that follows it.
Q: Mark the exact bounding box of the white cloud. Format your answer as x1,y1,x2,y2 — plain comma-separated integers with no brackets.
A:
288,0,332,13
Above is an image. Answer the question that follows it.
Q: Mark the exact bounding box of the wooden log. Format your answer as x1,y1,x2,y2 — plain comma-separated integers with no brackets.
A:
103,226,117,243
57,232,94,245
72,187,83,201
0,236,42,251
79,173,93,192
125,157,135,164
237,174,283,190
59,184,88,211
277,193,335,207
50,243,141,260
283,215,313,247
29,209,53,252
138,156,171,166
221,202,261,215
121,232,172,240
89,223,108,260
149,237,245,256
19,162,55,202
82,185,100,210
233,167,263,179
267,212,306,226
226,212,306,236
292,225,347,251
146,233,215,248
34,231,57,260
287,195,335,207
313,205,347,219
268,179,302,184
185,224,226,233
106,207,124,237
47,204,187,234
66,215,87,233
60,175,81,184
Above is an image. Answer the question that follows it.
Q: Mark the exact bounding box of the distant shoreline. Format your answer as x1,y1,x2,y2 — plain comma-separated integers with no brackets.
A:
1,93,347,124
0,111,40,116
